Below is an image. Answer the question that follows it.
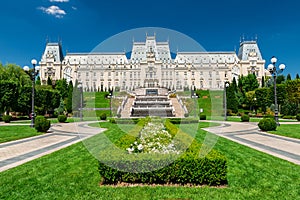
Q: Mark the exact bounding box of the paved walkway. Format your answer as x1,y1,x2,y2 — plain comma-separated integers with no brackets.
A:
1,120,299,173
0,122,105,172
203,121,300,165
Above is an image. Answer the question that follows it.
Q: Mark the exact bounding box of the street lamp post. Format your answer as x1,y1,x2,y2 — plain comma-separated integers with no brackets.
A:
267,56,286,126
109,92,112,117
23,59,39,128
224,81,230,121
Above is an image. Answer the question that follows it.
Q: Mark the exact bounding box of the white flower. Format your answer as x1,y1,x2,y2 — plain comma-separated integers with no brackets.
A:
137,144,143,151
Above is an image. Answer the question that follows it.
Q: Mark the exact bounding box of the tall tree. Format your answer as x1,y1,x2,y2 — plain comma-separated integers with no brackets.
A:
245,91,256,111
231,77,238,93
17,86,32,115
287,73,292,81
286,79,300,105
296,73,300,79
242,74,259,92
65,81,73,113
47,76,52,86
276,75,285,84
261,76,265,87
226,84,239,113
255,87,272,113
36,76,41,85
0,80,19,115
55,79,68,99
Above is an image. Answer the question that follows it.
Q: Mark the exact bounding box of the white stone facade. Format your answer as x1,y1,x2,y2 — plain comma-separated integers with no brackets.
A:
39,36,266,91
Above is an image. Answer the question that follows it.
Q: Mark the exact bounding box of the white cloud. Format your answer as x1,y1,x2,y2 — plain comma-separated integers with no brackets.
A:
72,6,77,10
38,5,66,18
49,0,69,2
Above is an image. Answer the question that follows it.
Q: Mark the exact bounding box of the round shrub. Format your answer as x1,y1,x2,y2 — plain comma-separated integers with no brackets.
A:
199,113,206,120
258,118,277,131
100,113,107,121
296,114,300,121
184,113,189,118
3,115,12,123
109,118,116,124
241,114,250,122
35,116,51,132
57,115,67,123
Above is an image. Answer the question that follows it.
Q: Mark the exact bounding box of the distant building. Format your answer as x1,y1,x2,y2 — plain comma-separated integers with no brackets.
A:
39,36,266,91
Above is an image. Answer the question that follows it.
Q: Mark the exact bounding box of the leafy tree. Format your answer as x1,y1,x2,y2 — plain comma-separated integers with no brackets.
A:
287,74,292,81
17,86,32,115
0,80,19,115
36,76,41,85
281,100,298,116
35,87,60,115
255,88,272,113
242,74,259,92
276,75,285,84
286,79,300,105
245,91,256,111
55,79,68,99
296,73,300,79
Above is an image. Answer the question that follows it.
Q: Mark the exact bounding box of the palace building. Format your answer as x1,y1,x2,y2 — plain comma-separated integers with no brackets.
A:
39,36,266,91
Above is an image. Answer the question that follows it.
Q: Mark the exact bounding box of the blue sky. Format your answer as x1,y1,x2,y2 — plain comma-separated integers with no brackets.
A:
0,0,299,77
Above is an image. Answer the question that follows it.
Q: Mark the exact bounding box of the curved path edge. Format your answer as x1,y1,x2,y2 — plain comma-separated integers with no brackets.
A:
0,121,105,173
203,121,300,165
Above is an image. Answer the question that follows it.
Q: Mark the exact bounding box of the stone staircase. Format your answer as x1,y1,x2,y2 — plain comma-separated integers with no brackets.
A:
120,97,135,118
119,88,187,118
170,97,185,118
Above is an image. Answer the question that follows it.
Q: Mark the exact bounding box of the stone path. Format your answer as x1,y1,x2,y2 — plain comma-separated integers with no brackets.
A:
0,122,105,172
203,121,300,165
1,120,299,173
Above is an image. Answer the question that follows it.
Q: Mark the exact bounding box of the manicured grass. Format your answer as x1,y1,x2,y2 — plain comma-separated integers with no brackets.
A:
84,92,110,108
197,90,224,119
269,124,300,139
0,126,43,143
0,121,299,199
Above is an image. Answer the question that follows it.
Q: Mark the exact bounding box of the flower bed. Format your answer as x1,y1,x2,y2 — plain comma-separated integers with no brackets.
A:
99,117,227,186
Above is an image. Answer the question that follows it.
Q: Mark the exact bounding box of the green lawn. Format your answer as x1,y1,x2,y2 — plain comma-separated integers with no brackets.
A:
196,90,224,119
84,92,110,108
0,121,299,199
269,124,300,139
0,126,43,143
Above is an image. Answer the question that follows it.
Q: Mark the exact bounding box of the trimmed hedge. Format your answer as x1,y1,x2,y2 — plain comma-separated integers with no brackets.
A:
241,114,250,122
2,115,12,123
100,113,107,121
35,116,51,132
258,118,277,131
57,115,67,123
112,118,140,124
199,113,207,120
98,118,227,186
296,114,300,121
99,152,227,186
168,118,199,124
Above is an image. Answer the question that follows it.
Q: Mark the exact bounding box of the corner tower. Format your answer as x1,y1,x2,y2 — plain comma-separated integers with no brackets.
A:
238,40,265,84
39,42,64,84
